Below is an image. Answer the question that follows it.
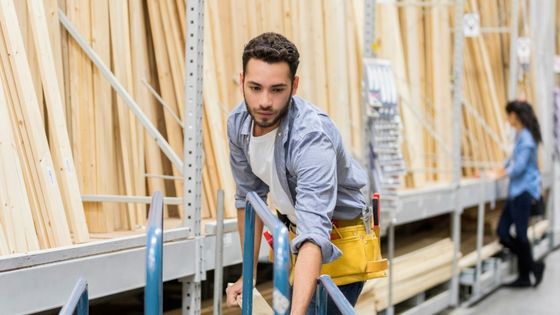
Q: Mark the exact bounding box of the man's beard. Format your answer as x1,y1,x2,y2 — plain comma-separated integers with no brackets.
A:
244,93,292,129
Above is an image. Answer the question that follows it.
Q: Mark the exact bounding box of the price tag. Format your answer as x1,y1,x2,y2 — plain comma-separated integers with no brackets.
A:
554,55,560,73
463,13,480,37
517,37,531,64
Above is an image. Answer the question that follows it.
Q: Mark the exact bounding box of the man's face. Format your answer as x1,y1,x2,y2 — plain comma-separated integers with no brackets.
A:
241,58,299,136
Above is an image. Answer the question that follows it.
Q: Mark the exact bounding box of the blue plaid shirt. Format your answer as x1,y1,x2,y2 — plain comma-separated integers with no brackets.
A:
227,96,367,263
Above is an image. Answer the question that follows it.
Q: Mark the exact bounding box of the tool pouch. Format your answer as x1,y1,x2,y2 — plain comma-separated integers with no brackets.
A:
268,220,388,286
319,222,387,286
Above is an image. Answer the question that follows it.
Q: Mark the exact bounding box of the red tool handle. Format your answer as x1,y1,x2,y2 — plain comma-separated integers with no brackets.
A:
372,193,380,227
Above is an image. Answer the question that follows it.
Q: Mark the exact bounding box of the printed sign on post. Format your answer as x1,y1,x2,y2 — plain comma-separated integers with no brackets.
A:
463,13,480,37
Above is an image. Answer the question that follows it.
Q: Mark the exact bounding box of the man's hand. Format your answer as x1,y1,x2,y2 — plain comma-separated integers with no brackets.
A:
226,278,243,307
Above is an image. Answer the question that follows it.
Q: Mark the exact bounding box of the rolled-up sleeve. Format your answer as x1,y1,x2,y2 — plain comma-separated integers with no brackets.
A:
290,131,341,263
227,118,268,209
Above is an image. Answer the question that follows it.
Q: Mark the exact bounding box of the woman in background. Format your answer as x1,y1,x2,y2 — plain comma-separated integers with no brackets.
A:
495,100,545,288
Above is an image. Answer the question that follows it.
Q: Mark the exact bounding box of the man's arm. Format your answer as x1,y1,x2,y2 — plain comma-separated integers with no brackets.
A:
290,242,322,315
225,208,264,307
226,114,268,306
289,131,341,311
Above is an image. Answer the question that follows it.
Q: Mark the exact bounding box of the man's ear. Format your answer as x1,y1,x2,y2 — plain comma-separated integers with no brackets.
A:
291,76,299,95
239,72,244,93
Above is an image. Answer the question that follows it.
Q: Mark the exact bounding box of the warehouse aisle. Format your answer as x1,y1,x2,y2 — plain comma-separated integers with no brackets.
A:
463,247,560,315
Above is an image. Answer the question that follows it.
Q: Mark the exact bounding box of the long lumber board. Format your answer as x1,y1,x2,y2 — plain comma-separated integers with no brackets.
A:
0,26,51,248
129,0,167,219
203,7,236,218
109,0,139,229
90,0,119,232
377,3,425,187
66,0,98,230
402,2,428,180
346,2,363,157
323,0,352,147
430,2,452,181
0,221,9,255
27,0,89,243
0,0,72,247
0,73,39,253
146,0,185,204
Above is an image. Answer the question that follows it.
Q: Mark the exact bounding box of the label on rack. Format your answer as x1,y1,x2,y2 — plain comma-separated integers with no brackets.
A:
463,13,480,37
46,166,55,185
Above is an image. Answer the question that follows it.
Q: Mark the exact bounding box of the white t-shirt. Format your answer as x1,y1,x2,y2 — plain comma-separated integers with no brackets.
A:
248,124,297,223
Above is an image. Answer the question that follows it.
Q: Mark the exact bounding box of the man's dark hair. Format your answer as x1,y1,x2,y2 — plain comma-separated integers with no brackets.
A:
242,32,300,80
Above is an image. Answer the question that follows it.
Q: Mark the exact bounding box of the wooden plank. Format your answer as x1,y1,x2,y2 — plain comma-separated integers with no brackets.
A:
129,0,165,222
229,0,250,106
174,0,186,44
377,3,424,187
229,283,272,315
0,76,40,253
146,0,184,205
0,221,9,255
203,10,237,218
109,0,138,229
0,28,50,248
159,0,185,119
202,114,220,218
403,1,427,182
0,0,72,247
346,0,363,157
14,0,44,119
431,2,452,181
323,0,352,147
90,0,119,232
27,0,89,243
66,0,99,232
43,0,65,98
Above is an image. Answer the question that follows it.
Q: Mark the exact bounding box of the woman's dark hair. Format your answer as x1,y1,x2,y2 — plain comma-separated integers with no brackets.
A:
506,100,542,144
242,32,300,80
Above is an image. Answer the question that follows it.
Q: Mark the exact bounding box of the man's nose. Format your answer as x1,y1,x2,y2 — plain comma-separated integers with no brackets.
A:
259,91,272,107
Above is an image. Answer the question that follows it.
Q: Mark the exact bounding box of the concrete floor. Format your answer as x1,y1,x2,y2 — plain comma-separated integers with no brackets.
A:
456,247,560,315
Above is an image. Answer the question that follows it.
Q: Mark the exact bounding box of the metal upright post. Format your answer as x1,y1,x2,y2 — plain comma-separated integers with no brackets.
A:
213,190,225,315
507,0,520,101
530,0,557,250
363,0,377,194
450,0,465,307
387,222,395,315
474,177,486,299
182,0,205,314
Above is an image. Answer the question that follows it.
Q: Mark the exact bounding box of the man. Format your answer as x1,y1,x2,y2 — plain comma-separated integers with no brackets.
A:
226,32,368,314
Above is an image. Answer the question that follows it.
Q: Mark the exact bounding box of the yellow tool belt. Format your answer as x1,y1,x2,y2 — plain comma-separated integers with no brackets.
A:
271,217,388,286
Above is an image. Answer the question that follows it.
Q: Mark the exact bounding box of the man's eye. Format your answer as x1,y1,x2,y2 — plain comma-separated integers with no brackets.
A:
272,88,284,93
250,86,261,92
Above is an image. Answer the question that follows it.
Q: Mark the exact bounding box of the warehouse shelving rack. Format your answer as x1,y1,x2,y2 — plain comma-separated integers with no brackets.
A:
366,1,558,315
0,1,558,315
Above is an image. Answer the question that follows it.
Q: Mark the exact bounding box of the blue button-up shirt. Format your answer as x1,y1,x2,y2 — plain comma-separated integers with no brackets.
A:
227,96,368,263
505,128,540,199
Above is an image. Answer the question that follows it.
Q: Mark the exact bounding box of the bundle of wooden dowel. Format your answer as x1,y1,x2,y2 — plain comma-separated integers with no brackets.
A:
0,0,542,255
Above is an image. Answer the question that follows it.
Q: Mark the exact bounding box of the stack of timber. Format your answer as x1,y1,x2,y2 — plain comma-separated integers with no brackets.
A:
356,237,455,313
0,0,82,253
375,0,538,186
0,0,546,254
353,205,549,313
